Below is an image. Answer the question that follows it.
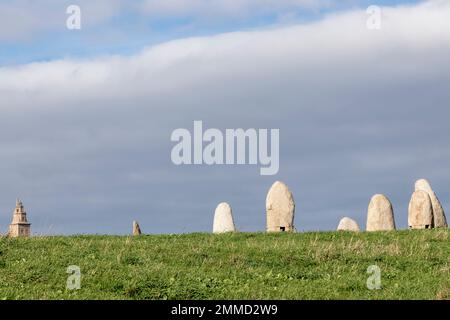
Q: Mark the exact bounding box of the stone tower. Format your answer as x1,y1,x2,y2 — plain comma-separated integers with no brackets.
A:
9,199,31,237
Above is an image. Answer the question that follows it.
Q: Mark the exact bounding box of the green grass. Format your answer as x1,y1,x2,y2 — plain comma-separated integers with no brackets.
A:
0,229,449,300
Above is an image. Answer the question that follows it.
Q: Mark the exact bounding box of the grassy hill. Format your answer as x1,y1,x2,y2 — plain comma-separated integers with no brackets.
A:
0,229,449,300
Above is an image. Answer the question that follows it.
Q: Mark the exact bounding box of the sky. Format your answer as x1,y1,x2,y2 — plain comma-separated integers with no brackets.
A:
0,0,449,235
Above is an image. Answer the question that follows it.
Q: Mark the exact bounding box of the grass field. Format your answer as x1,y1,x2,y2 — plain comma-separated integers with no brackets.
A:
0,229,449,300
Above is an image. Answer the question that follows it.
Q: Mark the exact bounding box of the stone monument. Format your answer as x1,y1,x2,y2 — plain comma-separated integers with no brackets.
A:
366,194,396,231
337,217,360,231
408,190,433,229
8,199,31,238
266,181,295,232
213,202,236,233
132,220,142,236
415,179,447,228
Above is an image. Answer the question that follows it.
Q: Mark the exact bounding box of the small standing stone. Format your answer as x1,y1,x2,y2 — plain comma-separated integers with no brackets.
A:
266,181,295,232
213,202,236,233
132,220,142,236
337,217,360,232
408,190,433,229
366,194,396,231
415,179,447,228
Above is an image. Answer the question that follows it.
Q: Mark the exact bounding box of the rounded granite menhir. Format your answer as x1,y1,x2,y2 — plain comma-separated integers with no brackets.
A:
213,202,236,233
266,181,295,232
337,217,360,232
415,179,447,228
366,194,396,231
408,190,433,229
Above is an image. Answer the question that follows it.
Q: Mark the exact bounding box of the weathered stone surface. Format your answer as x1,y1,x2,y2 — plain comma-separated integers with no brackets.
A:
213,202,236,233
366,194,396,231
415,179,433,193
266,181,295,232
408,190,433,229
8,199,31,238
337,217,360,232
415,179,447,228
132,220,142,236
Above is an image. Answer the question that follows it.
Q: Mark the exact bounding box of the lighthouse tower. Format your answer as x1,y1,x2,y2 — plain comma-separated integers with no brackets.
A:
9,199,31,237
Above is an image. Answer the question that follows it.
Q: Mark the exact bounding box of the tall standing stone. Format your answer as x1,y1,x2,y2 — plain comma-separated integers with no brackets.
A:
337,217,360,232
415,179,447,228
213,202,236,233
132,220,142,236
408,190,433,229
366,194,396,231
266,181,295,232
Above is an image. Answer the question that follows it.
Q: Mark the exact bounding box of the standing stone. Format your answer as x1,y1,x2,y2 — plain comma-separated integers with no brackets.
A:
132,220,142,236
408,190,434,229
266,181,295,232
213,202,236,233
8,199,31,238
337,217,360,232
366,194,396,231
415,179,447,228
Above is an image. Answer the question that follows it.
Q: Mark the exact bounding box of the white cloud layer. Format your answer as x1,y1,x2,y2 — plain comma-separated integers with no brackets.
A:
0,0,450,234
0,0,331,40
140,0,330,16
0,0,123,40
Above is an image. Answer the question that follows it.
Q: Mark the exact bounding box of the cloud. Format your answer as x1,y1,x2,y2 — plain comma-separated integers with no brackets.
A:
0,0,124,41
0,0,333,41
140,0,331,17
0,0,449,234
